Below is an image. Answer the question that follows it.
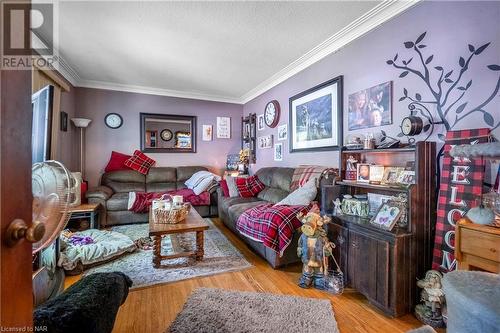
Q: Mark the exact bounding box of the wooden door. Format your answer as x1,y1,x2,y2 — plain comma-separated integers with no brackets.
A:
0,69,34,326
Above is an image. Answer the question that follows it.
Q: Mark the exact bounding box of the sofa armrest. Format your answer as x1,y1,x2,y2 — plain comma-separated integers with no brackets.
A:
86,186,114,201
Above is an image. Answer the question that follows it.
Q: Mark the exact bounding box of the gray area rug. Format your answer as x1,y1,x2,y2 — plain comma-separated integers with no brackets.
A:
83,219,252,289
168,288,340,333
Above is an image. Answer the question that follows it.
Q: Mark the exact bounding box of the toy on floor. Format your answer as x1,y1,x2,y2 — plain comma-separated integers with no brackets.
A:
415,270,446,328
296,205,333,290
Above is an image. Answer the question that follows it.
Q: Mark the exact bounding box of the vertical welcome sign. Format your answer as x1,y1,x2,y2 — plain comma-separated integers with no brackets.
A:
432,128,490,272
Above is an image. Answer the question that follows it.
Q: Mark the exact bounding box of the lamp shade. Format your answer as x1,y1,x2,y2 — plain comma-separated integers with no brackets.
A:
71,118,92,128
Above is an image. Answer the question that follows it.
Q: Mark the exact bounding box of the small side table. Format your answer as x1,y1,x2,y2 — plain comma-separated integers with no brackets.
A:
67,203,101,229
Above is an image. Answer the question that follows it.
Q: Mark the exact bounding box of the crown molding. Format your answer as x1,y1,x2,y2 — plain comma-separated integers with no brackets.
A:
55,0,420,104
239,0,422,103
77,80,242,104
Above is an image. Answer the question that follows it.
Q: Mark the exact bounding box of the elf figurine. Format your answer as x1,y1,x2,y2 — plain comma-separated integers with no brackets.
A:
297,205,333,289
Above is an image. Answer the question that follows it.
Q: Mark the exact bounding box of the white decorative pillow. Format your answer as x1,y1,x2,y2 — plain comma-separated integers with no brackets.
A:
225,176,240,197
185,171,213,189
192,176,215,195
276,178,317,206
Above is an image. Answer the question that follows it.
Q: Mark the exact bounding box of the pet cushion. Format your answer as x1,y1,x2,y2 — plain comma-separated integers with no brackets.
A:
104,151,131,173
236,175,265,198
276,178,317,206
59,229,136,271
192,175,215,195
225,176,240,197
219,180,230,197
185,171,213,188
124,150,156,175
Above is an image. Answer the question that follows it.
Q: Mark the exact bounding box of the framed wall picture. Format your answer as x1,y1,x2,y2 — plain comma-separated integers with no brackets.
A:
202,125,213,141
274,143,283,161
381,167,404,185
348,81,392,130
258,135,273,149
289,76,343,153
398,170,416,185
60,111,68,132
278,124,287,141
370,201,404,231
216,117,231,138
357,163,370,183
257,114,265,131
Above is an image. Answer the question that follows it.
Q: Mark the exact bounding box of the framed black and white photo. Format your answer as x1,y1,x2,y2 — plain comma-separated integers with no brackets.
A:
274,143,283,161
348,81,392,130
258,135,273,149
278,124,287,141
257,114,265,131
289,76,343,152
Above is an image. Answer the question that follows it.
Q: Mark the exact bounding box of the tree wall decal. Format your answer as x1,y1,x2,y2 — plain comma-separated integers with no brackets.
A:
387,32,500,140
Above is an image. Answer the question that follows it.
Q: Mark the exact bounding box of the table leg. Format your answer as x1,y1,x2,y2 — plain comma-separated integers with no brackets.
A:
153,236,162,268
196,231,204,260
90,211,96,229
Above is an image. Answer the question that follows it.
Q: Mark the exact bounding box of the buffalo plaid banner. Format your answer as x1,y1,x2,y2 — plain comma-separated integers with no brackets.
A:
432,128,490,273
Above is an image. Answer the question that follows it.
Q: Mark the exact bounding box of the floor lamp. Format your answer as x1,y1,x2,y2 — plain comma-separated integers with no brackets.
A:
71,118,92,179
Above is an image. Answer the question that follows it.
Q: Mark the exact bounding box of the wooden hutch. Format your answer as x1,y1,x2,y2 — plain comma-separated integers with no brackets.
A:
241,113,256,164
328,141,436,317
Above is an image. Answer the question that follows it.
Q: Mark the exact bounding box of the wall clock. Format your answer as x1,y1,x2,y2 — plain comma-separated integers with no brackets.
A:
401,116,423,136
264,100,280,128
104,113,123,129
160,129,173,141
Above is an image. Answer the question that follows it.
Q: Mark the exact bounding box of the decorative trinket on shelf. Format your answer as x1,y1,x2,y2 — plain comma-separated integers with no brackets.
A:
415,270,446,328
363,133,376,149
345,133,365,150
345,155,358,181
341,195,370,217
296,206,332,290
333,198,342,216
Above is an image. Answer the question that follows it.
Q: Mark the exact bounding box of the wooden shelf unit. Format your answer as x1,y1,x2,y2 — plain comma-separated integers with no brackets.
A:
241,113,256,164
328,142,436,317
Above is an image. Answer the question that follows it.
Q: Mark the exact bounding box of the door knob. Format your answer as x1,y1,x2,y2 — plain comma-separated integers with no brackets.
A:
4,219,45,247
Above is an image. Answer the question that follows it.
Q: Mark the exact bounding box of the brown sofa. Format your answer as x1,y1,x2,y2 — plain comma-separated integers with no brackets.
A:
86,166,218,226
218,167,334,268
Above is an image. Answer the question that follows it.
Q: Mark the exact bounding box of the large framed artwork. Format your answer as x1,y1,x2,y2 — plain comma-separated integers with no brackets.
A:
348,81,392,130
289,76,343,153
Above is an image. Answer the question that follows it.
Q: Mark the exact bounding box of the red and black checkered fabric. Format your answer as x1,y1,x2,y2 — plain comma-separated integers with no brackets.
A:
235,175,265,198
236,203,310,256
432,128,490,273
290,165,338,191
124,150,156,175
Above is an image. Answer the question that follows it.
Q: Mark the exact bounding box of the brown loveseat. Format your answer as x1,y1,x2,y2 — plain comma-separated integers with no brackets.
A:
218,167,335,268
86,166,218,226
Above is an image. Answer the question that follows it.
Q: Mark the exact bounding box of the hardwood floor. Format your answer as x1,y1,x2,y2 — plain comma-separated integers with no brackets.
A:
65,218,432,333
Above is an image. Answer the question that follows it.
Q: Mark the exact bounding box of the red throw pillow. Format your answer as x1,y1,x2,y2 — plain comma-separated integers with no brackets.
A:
104,151,131,172
219,179,230,197
235,175,265,198
124,150,156,175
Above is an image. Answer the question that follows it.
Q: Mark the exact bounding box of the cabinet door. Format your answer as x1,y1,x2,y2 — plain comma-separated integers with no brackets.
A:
348,230,390,308
327,223,349,284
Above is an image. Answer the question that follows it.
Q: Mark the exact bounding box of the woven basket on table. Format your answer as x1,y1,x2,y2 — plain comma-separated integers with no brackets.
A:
153,203,191,224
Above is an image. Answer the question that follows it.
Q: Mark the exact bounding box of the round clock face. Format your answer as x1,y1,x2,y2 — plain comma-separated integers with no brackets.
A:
401,116,423,136
160,129,173,141
401,117,413,135
264,100,280,128
104,113,123,129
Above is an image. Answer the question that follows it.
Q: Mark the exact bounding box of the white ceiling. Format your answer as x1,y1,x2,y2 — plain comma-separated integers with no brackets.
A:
54,1,419,103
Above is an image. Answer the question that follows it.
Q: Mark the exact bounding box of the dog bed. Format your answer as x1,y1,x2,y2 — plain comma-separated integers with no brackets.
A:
59,229,136,275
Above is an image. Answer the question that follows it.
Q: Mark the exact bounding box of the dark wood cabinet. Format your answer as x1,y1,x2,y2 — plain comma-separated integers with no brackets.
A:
327,142,436,317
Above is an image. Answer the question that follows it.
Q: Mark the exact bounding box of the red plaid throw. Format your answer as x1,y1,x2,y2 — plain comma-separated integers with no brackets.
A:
124,150,156,175
129,188,210,213
235,175,265,198
290,165,337,191
236,203,310,256
432,128,490,273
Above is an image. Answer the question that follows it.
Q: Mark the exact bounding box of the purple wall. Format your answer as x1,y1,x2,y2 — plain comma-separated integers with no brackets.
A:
243,1,500,174
75,88,243,186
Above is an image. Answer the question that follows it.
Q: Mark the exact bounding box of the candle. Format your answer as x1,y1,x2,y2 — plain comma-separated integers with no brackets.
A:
172,195,183,207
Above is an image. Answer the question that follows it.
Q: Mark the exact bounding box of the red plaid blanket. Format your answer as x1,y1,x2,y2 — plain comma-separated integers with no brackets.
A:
290,165,338,191
129,188,210,213
236,203,310,256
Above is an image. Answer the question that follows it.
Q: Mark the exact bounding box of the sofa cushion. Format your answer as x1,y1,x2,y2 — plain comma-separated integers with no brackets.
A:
218,196,262,215
146,167,177,183
276,178,317,206
255,167,294,193
177,166,208,183
225,176,240,197
124,150,156,175
102,170,146,193
104,151,131,173
219,180,230,197
228,201,271,224
236,175,265,198
257,187,289,203
106,193,130,211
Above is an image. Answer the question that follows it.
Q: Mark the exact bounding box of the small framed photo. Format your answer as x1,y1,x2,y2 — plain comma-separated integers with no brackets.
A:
381,167,404,185
397,170,416,185
278,124,287,141
202,125,213,141
274,143,283,161
357,163,371,183
367,193,394,216
258,135,273,149
370,201,404,231
257,114,265,131
60,111,68,132
369,165,385,184
216,117,231,139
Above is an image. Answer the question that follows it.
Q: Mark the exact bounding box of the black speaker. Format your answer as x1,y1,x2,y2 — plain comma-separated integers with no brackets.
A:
321,184,342,215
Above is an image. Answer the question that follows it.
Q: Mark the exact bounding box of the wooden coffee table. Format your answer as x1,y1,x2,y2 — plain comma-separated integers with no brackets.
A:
149,208,209,268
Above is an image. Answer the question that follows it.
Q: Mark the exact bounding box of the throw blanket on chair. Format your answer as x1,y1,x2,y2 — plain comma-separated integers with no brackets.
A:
289,165,338,191
236,203,310,256
128,188,210,213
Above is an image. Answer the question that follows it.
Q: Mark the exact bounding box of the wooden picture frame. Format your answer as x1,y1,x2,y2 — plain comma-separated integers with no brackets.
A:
370,200,404,231
357,163,371,183
397,170,416,185
140,113,196,153
381,167,404,185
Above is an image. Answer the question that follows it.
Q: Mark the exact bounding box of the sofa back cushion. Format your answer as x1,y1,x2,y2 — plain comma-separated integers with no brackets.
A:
176,166,208,189
102,170,146,193
255,167,294,203
145,167,177,192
